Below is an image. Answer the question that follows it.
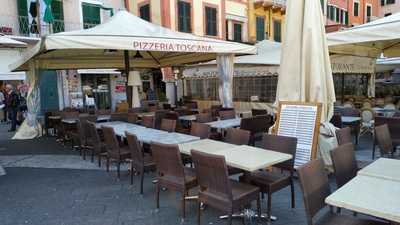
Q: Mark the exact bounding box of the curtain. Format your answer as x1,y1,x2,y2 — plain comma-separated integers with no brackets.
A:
13,61,42,139
217,54,234,108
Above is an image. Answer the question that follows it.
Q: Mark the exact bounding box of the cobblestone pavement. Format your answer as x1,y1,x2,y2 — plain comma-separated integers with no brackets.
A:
0,124,377,225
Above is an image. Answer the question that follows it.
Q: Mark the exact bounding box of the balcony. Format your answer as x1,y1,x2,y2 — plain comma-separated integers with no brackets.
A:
254,0,287,10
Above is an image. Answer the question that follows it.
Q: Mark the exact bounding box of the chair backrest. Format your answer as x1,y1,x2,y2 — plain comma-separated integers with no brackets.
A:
141,115,155,128
360,108,374,123
240,115,273,135
154,110,168,129
184,101,198,109
335,127,352,145
375,124,393,156
61,111,79,119
210,105,222,120
87,121,101,144
330,113,343,128
262,134,297,171
330,143,358,188
125,132,143,164
224,128,250,145
160,119,176,132
128,107,143,113
297,160,331,225
219,110,236,120
191,150,232,201
101,126,120,155
251,109,268,116
110,113,128,122
165,111,179,120
190,122,211,139
195,113,213,123
375,116,400,140
79,115,95,142
97,109,111,115
127,113,138,124
151,142,185,183
163,103,172,110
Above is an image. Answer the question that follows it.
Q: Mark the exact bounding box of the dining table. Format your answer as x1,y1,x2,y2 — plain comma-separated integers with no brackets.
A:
206,118,241,129
326,158,400,223
341,116,361,145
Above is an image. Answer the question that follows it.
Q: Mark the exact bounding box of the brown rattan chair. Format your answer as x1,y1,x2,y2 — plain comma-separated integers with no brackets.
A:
330,113,343,128
190,122,211,139
210,105,223,120
127,112,138,124
335,127,352,146
87,122,107,167
330,143,358,189
110,112,128,122
151,142,198,220
97,109,111,115
101,126,131,178
242,134,297,221
219,110,236,120
160,119,176,132
240,115,273,145
154,110,168,129
373,117,400,159
141,115,155,128
191,150,261,225
298,160,387,225
251,109,268,116
125,132,156,194
195,113,213,123
223,128,250,145
374,124,398,158
76,115,97,160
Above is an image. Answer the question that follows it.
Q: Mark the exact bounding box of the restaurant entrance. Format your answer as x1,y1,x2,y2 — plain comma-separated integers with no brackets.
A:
81,74,111,110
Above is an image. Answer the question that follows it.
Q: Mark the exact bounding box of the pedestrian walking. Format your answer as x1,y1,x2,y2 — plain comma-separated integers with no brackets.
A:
5,84,20,132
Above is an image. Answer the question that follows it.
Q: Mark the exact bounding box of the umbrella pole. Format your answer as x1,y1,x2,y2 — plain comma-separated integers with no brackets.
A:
341,74,345,104
124,50,132,108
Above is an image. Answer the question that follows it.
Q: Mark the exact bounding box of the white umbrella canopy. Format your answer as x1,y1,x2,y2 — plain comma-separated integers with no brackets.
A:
276,0,335,123
0,35,27,48
11,10,256,71
328,13,400,58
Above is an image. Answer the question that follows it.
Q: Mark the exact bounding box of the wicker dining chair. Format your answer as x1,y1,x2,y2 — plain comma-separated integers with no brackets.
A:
125,132,156,194
298,160,387,225
190,122,211,139
375,124,399,159
242,134,297,221
151,142,198,220
110,112,128,122
160,119,176,132
141,115,155,128
240,115,273,145
154,110,168,129
219,110,236,120
127,112,138,124
330,143,358,189
223,128,251,175
191,150,261,225
101,126,131,178
251,109,268,116
195,113,213,123
335,127,352,146
87,122,107,167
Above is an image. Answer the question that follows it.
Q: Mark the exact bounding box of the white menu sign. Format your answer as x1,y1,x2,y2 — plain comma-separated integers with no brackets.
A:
277,104,320,168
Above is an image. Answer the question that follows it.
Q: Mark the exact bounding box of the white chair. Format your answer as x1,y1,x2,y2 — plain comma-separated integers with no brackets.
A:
359,108,374,138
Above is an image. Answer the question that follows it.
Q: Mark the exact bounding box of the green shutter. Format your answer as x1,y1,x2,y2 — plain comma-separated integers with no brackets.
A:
82,3,101,29
52,0,64,33
256,17,265,41
17,0,29,35
178,1,191,33
205,7,217,36
273,20,281,42
233,23,242,42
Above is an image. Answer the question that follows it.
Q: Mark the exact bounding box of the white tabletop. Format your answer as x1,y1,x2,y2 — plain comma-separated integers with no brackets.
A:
179,115,197,121
97,121,200,145
214,145,292,172
341,116,361,123
179,139,236,155
97,115,111,121
358,158,400,182
62,118,77,124
136,112,155,118
326,175,400,222
206,118,241,129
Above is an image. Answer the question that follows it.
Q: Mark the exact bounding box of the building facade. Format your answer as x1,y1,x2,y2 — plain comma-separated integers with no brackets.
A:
0,0,127,112
322,0,380,32
380,0,400,17
247,0,286,43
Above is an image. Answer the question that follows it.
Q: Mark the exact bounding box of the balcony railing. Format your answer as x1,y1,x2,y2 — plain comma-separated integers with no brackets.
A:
254,0,287,9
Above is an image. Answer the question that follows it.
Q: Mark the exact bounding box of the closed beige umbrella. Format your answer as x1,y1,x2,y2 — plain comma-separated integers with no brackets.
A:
276,0,335,123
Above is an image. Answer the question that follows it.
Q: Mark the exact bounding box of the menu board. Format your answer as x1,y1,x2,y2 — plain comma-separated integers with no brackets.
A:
275,102,322,169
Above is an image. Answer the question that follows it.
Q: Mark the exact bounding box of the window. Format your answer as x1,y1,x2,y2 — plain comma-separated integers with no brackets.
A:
387,0,395,4
381,0,385,5
82,3,101,29
205,6,217,36
320,0,325,13
233,23,242,42
225,20,229,40
178,1,191,33
335,7,340,22
139,4,150,21
366,5,372,22
328,5,335,21
273,20,281,42
256,16,265,41
17,0,29,35
340,9,344,24
385,13,392,17
353,1,359,17
52,0,64,33
344,11,349,25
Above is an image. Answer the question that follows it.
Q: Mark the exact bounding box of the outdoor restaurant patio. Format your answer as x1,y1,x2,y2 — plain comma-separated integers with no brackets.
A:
1,0,400,225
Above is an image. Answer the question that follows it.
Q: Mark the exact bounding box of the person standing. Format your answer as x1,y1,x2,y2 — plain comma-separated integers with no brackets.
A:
5,84,20,132
0,89,4,122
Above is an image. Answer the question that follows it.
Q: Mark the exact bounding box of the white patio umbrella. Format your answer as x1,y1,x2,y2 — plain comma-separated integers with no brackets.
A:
328,13,400,58
0,35,27,48
11,10,255,139
276,0,335,123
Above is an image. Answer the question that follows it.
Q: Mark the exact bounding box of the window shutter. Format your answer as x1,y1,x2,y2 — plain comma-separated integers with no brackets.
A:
82,3,101,29
52,0,64,33
17,0,29,35
256,17,265,41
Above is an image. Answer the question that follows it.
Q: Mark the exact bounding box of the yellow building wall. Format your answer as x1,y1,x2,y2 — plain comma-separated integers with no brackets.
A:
248,2,286,43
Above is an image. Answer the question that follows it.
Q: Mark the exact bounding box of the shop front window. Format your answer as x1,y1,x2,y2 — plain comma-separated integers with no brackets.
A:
81,75,111,110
